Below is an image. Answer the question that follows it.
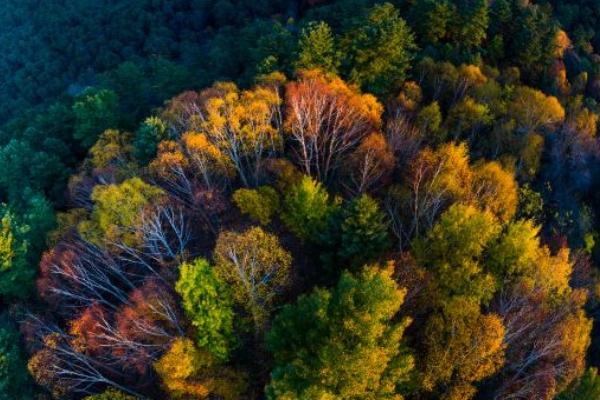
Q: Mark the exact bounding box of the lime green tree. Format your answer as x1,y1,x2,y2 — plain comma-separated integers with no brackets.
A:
281,175,338,241
175,258,235,360
412,204,500,306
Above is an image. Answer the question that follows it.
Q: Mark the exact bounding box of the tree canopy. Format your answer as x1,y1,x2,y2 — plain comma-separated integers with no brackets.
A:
4,1,600,399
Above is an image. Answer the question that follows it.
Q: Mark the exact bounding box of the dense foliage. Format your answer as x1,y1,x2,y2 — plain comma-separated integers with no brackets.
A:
4,0,600,399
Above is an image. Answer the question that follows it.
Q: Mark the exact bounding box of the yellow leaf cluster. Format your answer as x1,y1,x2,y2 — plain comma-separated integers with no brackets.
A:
154,338,245,400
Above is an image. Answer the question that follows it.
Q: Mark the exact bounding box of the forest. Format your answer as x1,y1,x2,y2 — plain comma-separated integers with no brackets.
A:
4,0,600,399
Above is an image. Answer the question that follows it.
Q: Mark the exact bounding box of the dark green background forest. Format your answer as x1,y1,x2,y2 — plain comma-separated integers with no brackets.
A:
4,0,600,399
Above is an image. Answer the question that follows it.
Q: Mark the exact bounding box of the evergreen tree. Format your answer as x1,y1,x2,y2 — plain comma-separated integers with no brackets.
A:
266,265,414,399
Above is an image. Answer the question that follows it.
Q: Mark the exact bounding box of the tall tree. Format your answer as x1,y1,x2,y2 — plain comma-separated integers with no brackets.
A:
413,204,499,307
342,3,416,95
266,265,414,399
421,298,505,400
295,21,340,74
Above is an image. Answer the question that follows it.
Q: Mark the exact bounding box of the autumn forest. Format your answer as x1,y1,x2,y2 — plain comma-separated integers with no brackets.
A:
2,0,600,399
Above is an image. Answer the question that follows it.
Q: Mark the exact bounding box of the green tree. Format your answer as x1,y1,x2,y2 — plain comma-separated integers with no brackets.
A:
517,184,544,222
445,97,492,140
410,0,454,46
73,88,119,148
232,186,280,225
133,116,167,165
339,195,390,265
412,204,500,306
0,319,34,400
511,4,557,79
410,0,489,57
175,258,235,360
14,191,55,258
417,101,444,143
0,139,66,203
342,3,416,96
486,219,541,282
0,194,54,299
295,21,339,74
486,219,572,296
320,194,391,273
266,265,414,399
557,368,600,400
453,0,489,51
281,175,338,241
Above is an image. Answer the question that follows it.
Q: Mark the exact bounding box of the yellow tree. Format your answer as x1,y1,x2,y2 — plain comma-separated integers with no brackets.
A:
154,338,245,400
386,142,473,243
148,140,199,208
509,87,565,132
486,218,574,297
386,143,518,245
422,298,505,400
472,161,518,223
414,205,506,399
158,81,283,187
199,82,283,186
87,129,134,172
181,131,235,189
